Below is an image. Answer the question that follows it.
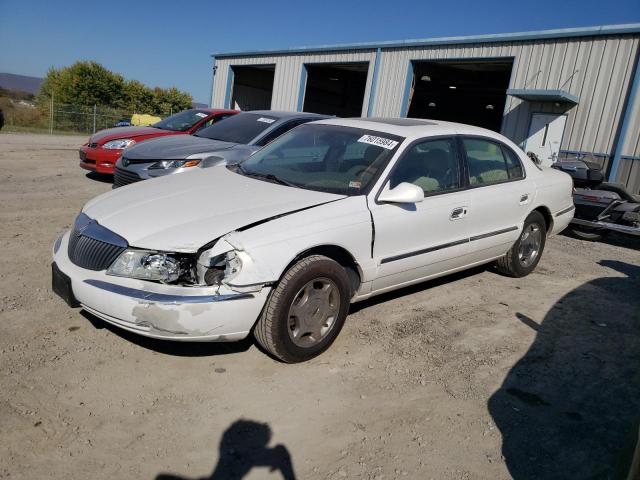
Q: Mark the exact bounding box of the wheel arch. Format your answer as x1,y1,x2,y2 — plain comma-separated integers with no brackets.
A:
282,244,362,296
532,205,553,235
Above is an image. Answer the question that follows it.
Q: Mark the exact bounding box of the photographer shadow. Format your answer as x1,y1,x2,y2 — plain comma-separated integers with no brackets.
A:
156,419,296,480
488,260,640,479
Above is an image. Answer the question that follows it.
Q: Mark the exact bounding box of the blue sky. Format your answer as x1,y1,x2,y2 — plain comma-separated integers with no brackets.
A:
1,0,638,104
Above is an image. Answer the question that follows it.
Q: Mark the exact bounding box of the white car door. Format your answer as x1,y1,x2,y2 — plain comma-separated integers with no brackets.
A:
368,137,472,293
461,137,534,263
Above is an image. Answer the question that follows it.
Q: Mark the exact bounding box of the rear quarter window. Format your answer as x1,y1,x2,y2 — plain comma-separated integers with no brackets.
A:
501,145,525,179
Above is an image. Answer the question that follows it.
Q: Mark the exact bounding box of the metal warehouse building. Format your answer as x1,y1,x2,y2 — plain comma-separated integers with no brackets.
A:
210,24,640,192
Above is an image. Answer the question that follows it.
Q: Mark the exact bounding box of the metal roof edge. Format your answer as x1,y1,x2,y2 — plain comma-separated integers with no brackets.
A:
210,23,640,58
506,88,580,104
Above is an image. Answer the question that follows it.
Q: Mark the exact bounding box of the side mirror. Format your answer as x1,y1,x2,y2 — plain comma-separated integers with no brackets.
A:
378,182,424,204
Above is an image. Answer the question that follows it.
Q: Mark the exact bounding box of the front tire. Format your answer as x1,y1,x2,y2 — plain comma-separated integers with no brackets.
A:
495,211,547,278
254,255,351,363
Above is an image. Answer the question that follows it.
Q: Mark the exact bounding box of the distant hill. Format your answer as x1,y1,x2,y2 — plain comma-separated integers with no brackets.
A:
0,73,43,95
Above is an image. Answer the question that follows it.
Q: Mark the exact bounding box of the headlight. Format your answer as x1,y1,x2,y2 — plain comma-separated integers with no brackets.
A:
103,139,136,150
148,159,201,170
201,251,243,285
107,249,183,283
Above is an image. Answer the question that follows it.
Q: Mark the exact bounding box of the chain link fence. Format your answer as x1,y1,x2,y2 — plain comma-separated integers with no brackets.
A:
0,97,172,136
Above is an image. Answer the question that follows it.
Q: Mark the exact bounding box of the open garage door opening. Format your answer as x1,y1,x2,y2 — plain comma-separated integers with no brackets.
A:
406,60,513,132
302,63,369,117
230,65,275,110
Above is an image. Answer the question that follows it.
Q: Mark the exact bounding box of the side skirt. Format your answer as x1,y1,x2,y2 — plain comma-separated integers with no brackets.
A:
351,254,504,303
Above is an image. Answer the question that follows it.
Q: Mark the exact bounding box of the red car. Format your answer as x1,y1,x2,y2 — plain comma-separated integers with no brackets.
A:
79,108,238,175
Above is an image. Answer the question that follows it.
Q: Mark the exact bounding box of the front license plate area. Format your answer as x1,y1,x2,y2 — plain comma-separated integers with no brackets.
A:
52,262,80,307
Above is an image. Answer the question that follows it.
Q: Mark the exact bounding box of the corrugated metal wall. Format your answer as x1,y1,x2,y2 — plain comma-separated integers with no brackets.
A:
372,35,639,159
212,33,640,191
213,50,376,116
618,64,640,192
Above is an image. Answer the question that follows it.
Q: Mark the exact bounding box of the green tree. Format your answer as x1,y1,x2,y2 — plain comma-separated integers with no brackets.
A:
37,61,193,115
118,80,155,112
38,61,124,106
151,86,192,114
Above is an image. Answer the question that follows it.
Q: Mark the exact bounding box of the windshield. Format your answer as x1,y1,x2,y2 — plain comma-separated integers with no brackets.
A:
236,124,404,195
152,109,211,132
195,113,278,144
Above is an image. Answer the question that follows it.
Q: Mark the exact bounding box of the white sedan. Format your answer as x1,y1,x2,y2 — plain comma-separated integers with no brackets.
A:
52,118,574,362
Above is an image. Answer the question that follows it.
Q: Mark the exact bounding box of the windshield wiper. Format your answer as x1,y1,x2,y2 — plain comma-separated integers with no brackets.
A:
235,163,249,175
240,168,297,187
261,173,298,187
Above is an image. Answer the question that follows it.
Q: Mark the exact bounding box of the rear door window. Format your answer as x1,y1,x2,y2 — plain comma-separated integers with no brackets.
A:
463,138,522,186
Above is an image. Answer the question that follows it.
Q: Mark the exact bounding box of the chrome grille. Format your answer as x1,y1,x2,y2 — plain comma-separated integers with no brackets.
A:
67,214,128,271
114,167,143,188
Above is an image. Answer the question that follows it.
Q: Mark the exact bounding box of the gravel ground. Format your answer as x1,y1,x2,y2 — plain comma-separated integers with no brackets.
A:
1,132,639,480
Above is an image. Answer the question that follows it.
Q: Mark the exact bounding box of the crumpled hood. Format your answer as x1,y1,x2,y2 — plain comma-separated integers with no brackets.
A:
82,167,344,252
89,126,167,144
123,135,237,160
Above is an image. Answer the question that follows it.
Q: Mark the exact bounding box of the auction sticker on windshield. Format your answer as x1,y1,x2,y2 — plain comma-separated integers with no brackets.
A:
257,117,276,124
195,113,208,118
358,135,399,150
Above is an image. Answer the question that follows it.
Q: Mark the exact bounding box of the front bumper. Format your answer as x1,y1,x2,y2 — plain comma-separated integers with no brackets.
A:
52,231,271,341
79,146,120,175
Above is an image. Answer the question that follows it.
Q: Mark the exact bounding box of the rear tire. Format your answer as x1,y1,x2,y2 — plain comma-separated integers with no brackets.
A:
254,255,351,363
495,211,547,278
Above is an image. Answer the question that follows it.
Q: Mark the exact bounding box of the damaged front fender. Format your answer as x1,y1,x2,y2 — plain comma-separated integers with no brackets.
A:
197,232,278,290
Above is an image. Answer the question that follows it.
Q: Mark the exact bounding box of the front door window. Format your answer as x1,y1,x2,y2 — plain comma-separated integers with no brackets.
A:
388,138,461,194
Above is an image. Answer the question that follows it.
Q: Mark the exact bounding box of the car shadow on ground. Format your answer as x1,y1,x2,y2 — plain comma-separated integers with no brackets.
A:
155,419,297,480
488,260,640,479
85,172,113,184
80,310,253,357
349,264,488,314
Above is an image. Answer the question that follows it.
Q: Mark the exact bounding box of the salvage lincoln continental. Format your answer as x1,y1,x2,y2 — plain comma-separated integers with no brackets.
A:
52,118,574,362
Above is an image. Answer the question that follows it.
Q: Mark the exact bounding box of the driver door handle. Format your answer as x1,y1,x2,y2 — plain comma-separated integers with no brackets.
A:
450,207,468,220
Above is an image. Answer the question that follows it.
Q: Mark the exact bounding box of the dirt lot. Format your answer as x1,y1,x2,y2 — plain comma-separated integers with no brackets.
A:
1,132,639,480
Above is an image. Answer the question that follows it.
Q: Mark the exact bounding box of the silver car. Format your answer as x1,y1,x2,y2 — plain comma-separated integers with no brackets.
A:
113,111,329,187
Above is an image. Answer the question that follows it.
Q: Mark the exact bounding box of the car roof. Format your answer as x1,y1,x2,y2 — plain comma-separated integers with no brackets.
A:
311,117,505,141
242,110,331,121
197,108,239,115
